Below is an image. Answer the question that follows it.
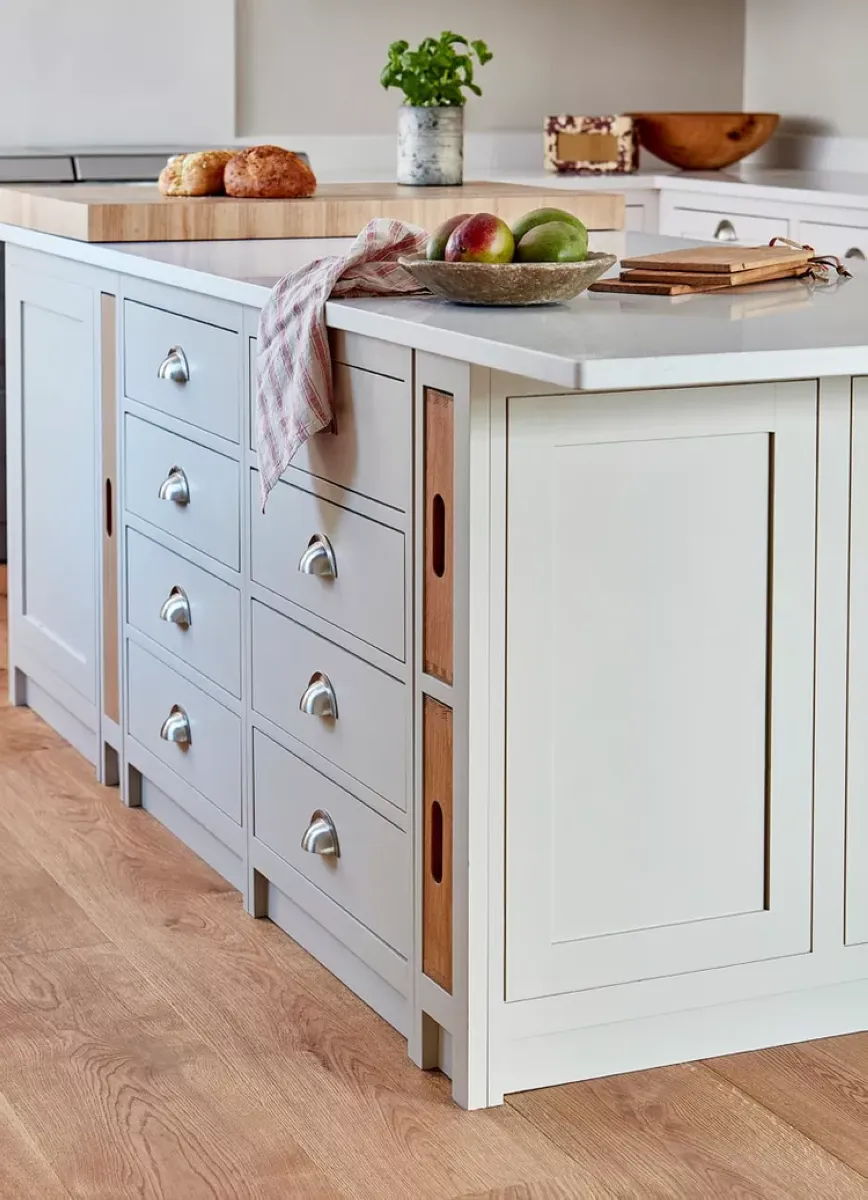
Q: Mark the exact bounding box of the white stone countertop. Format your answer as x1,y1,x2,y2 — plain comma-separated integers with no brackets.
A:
4,222,868,391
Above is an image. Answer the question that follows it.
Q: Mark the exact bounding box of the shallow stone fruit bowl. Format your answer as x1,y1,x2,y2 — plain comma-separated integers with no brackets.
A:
398,252,617,306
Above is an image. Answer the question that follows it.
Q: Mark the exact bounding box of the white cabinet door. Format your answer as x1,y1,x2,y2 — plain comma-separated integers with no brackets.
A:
5,265,98,705
505,382,817,1001
847,378,868,944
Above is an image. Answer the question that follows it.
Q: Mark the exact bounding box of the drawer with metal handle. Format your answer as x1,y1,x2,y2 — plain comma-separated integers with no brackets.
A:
126,529,241,696
250,472,405,660
664,207,783,245
127,640,242,823
252,729,410,955
251,600,407,812
124,299,240,443
124,414,240,569
798,220,868,264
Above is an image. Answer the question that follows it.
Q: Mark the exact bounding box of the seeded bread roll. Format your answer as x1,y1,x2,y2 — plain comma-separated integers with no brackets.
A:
224,145,317,199
158,150,235,197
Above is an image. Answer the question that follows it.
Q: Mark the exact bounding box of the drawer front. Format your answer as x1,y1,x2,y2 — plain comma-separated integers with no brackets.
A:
124,415,240,570
253,730,409,955
126,529,241,697
250,472,405,661
127,640,242,823
251,600,407,811
250,350,411,512
666,208,783,244
798,220,868,263
124,300,240,443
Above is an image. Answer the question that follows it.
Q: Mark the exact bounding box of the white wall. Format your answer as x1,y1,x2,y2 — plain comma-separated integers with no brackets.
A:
744,0,867,137
0,0,235,148
237,0,746,138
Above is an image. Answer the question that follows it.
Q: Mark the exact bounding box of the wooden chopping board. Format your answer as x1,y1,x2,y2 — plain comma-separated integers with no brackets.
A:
620,244,811,274
0,181,625,243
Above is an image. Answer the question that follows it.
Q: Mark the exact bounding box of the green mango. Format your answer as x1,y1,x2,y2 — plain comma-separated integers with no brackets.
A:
514,220,589,264
511,207,588,247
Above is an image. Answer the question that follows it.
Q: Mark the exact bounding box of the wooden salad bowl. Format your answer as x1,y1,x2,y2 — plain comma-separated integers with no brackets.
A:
632,112,780,171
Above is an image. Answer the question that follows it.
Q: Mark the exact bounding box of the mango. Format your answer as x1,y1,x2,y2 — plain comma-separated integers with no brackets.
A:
445,213,515,264
514,221,589,263
511,207,588,249
426,213,472,261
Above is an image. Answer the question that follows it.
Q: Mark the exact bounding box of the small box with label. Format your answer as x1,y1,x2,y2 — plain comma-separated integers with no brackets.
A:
544,114,639,175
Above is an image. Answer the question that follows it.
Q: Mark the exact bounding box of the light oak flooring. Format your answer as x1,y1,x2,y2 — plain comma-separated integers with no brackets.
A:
3,567,868,1198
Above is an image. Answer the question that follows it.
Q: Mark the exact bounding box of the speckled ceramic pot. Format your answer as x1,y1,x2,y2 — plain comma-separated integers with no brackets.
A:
397,106,464,187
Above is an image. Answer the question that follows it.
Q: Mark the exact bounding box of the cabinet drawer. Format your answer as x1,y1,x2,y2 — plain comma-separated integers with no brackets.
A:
126,529,241,697
250,350,411,512
798,220,868,263
124,300,240,443
253,730,409,955
666,208,783,244
250,472,405,661
251,600,407,811
127,641,242,823
124,415,240,570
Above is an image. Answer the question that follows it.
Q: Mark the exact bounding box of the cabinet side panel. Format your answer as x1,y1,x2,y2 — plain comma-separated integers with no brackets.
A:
101,293,119,724
424,389,454,685
423,695,453,993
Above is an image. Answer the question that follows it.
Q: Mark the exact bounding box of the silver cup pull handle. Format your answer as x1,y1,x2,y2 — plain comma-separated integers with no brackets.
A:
160,704,191,746
298,534,338,579
301,809,340,857
846,246,866,260
714,219,737,242
159,585,192,629
157,345,190,384
298,672,338,719
158,466,190,505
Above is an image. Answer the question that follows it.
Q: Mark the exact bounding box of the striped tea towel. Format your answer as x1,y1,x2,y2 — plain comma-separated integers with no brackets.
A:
255,217,428,507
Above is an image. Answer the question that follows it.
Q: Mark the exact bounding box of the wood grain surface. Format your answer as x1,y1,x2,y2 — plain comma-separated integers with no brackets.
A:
3,571,868,1197
423,696,454,993
0,182,625,243
424,387,454,685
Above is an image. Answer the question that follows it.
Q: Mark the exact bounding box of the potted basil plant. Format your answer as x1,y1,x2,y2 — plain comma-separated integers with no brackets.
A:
381,31,493,186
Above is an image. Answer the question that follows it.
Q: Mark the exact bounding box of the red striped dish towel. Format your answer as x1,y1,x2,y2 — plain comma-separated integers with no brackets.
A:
255,217,428,507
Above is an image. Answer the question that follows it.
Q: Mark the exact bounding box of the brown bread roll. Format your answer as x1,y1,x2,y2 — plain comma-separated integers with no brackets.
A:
158,150,235,197
224,145,317,199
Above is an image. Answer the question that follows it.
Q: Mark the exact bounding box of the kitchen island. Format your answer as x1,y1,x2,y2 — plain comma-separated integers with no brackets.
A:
3,220,868,1110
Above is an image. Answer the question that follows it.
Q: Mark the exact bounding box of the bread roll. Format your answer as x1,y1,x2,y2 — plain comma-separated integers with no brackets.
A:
158,150,235,197
224,145,317,199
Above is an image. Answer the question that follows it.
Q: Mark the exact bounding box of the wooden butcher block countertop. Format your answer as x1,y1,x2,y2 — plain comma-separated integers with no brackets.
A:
0,180,624,243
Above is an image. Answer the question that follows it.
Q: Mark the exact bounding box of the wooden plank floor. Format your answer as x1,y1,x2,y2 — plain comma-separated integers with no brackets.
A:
2,567,868,1198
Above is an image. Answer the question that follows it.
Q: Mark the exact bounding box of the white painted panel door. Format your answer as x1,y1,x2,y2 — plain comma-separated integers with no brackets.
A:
5,265,98,705
505,382,816,1001
847,378,868,945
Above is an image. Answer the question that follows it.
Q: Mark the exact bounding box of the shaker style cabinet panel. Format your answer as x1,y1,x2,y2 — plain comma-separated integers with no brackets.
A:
847,379,868,944
504,382,817,1001
5,265,98,704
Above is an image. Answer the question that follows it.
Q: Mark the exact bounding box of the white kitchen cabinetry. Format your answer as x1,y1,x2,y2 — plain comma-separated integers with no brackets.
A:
798,219,868,262
4,247,115,761
847,377,868,944
504,383,816,1000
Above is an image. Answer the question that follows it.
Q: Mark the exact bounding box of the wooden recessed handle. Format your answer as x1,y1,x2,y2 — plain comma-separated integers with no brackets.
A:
423,696,453,993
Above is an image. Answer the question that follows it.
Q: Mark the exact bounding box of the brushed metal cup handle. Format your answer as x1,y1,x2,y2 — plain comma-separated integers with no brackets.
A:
298,672,338,719
159,585,192,629
158,466,190,505
157,345,190,384
160,704,191,747
301,809,340,858
298,533,338,579
714,219,737,242
846,247,866,260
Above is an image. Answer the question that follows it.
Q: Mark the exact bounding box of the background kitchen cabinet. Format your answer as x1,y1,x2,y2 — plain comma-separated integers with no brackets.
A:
4,249,111,759
504,382,817,1001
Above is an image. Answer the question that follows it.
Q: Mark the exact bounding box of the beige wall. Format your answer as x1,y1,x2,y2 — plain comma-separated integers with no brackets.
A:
237,0,746,137
744,0,865,136
0,0,235,148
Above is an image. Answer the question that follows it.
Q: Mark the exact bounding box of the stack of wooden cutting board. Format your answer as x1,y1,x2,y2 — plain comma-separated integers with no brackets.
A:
590,243,814,296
